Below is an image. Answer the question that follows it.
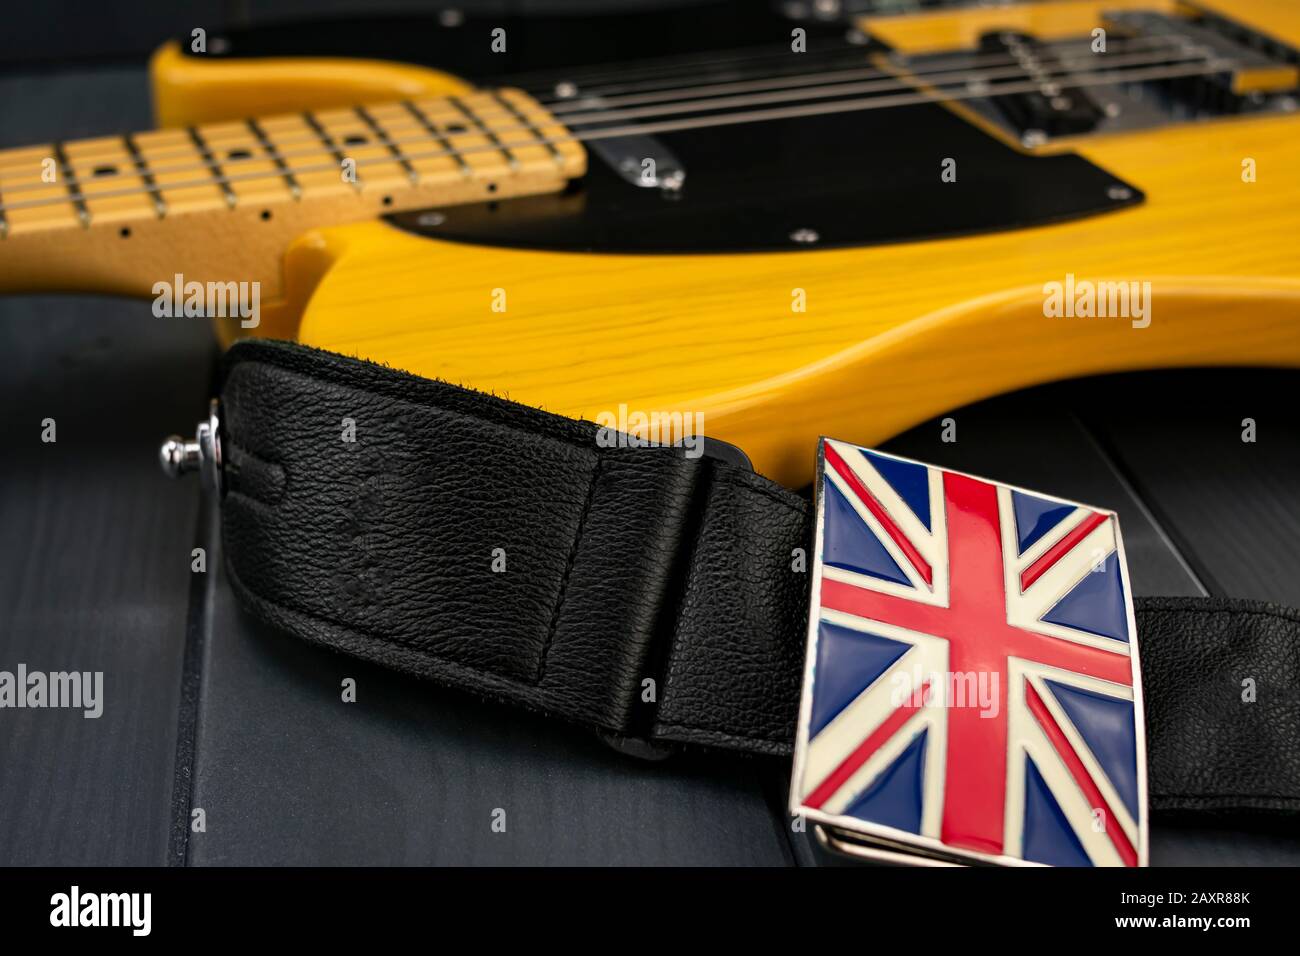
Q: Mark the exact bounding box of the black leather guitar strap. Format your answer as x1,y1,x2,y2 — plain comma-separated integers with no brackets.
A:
216,340,1300,821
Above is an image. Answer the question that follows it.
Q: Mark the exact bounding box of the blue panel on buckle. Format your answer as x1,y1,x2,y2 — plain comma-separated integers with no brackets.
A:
862,449,931,531
822,481,911,586
1045,679,1140,820
809,620,911,736
1023,757,1093,867
1041,552,1130,642
842,730,928,835
1012,490,1076,556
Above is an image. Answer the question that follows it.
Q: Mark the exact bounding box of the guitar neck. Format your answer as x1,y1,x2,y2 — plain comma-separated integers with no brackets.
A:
0,90,584,306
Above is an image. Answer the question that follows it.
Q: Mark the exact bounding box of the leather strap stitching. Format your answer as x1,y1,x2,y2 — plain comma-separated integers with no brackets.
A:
536,458,603,686
224,556,566,697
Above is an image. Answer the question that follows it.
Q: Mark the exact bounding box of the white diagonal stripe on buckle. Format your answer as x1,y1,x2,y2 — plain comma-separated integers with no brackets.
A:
998,488,1130,654
800,609,949,839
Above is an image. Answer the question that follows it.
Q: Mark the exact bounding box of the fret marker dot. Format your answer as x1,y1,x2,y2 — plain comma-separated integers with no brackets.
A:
343,135,368,146
260,209,272,221
382,195,393,206
227,149,252,161
93,165,117,177
119,227,131,238
444,123,467,134
487,183,498,193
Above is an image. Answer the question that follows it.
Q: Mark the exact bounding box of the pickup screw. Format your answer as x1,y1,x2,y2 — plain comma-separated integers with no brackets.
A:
1108,185,1133,201
416,211,446,228
554,81,578,99
659,170,685,193
439,9,464,27
790,228,820,244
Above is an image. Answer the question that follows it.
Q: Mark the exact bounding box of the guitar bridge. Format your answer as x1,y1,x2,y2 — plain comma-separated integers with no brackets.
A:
896,8,1300,147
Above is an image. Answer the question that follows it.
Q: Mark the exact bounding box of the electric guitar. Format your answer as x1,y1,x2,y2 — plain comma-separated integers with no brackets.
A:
1,0,1297,486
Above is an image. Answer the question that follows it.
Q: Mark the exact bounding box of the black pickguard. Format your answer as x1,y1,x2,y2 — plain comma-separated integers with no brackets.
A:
185,1,1141,253
386,103,1140,253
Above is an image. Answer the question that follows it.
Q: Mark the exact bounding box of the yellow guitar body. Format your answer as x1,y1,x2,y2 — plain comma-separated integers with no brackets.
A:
270,120,1300,488
6,0,1300,487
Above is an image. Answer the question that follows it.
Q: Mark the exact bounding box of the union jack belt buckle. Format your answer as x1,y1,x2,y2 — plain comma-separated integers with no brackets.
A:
789,439,1149,867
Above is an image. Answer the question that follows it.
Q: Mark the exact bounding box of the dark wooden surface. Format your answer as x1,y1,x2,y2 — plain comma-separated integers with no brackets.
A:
186,557,791,865
0,68,219,866
2,65,1298,867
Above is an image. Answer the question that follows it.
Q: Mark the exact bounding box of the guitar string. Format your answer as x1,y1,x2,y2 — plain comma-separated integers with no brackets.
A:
518,40,1013,95
527,46,1216,129
494,37,826,87
0,33,1201,184
545,38,1198,112
0,44,1227,199
0,58,1246,216
537,33,1196,106
498,25,1174,93
527,49,892,98
0,57,1247,213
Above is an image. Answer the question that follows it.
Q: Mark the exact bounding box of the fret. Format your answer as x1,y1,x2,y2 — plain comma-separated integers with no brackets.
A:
449,96,519,170
0,144,83,232
490,91,564,166
415,97,512,178
495,89,586,172
307,107,415,194
187,126,238,208
252,115,352,197
303,110,363,192
355,105,418,184
200,120,294,203
0,88,584,242
53,142,91,227
131,129,229,214
401,100,471,177
64,136,156,224
247,118,301,199
124,133,167,218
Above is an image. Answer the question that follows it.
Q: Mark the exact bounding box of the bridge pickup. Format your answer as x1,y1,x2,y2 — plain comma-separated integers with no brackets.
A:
904,9,1300,147
977,31,1108,141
